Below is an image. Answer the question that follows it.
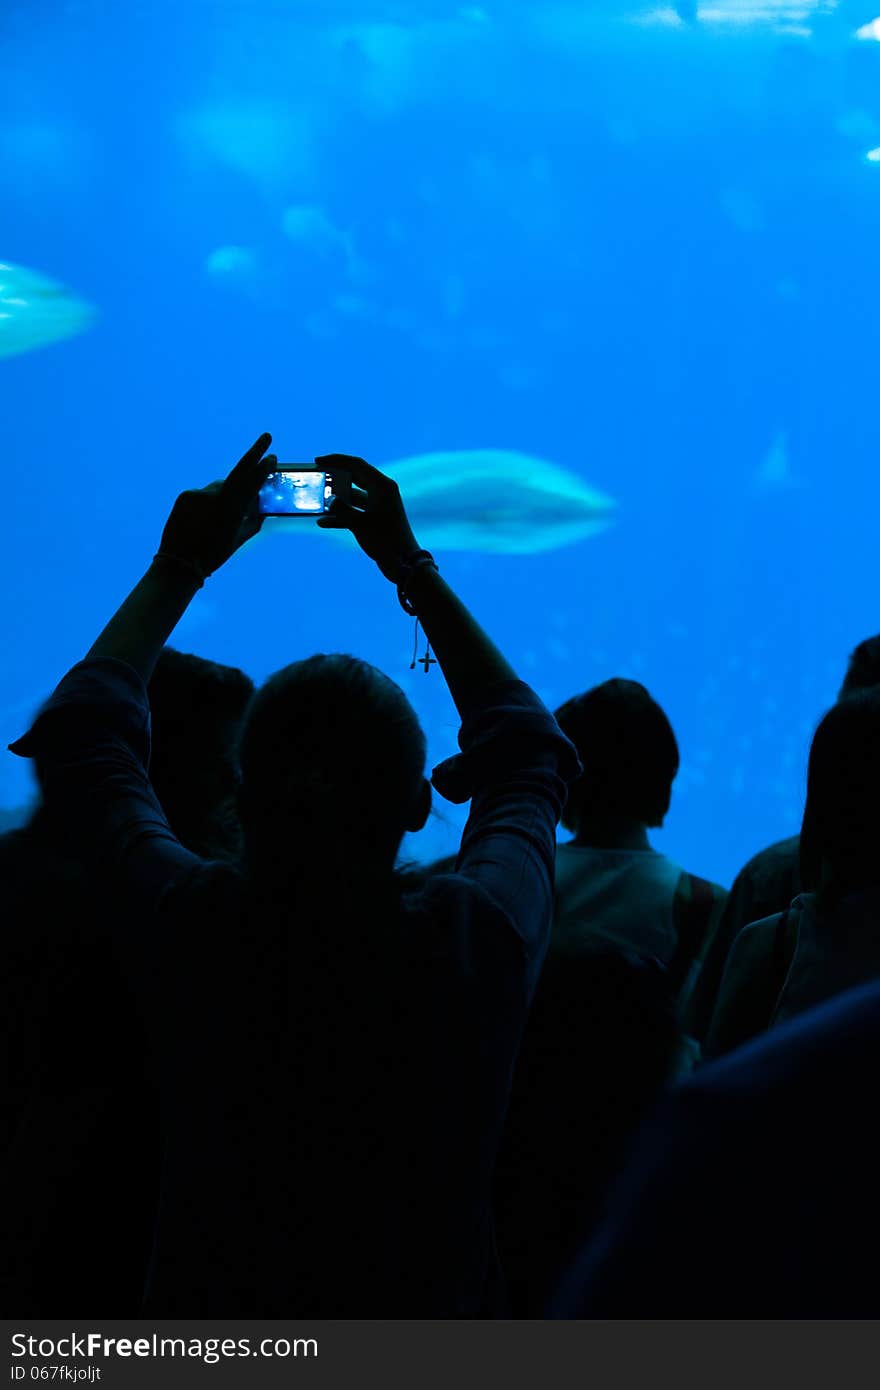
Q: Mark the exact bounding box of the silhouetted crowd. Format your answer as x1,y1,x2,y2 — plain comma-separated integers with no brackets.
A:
3,438,880,1317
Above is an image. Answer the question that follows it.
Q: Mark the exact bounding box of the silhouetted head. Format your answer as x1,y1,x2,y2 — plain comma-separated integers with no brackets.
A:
237,654,430,886
148,647,254,860
554,679,679,834
839,634,880,699
800,688,880,897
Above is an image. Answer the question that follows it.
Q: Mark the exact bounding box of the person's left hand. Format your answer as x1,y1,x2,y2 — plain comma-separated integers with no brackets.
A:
157,433,275,578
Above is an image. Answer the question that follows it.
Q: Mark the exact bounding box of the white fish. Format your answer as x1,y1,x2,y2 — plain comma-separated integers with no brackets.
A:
383,448,616,553
0,261,96,360
856,18,880,41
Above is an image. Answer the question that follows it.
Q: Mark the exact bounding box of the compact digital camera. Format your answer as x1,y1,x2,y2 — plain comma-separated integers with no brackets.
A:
257,465,352,517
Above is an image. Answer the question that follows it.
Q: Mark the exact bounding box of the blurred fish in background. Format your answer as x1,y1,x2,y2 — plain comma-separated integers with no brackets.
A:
0,261,96,359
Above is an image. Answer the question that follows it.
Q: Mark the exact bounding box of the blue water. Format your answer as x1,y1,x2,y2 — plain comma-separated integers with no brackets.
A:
2,1,879,885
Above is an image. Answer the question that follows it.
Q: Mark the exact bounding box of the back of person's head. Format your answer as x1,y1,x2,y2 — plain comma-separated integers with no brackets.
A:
148,647,254,860
237,653,429,886
839,635,880,698
800,688,880,897
554,678,679,832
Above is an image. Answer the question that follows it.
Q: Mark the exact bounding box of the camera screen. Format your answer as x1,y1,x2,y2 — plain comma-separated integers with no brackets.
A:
258,470,332,516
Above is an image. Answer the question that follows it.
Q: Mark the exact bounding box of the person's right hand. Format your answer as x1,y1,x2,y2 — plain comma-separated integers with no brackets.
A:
315,453,423,583
157,432,275,578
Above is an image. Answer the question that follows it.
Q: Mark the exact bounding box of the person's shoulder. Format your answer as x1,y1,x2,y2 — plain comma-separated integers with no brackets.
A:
684,974,880,1106
553,838,596,878
677,865,727,900
9,658,151,763
555,839,589,857
795,977,880,1054
730,909,784,955
736,834,800,884
741,905,784,931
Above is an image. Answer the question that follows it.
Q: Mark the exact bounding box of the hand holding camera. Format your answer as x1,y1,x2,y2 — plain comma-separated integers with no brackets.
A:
158,432,276,579
314,453,422,584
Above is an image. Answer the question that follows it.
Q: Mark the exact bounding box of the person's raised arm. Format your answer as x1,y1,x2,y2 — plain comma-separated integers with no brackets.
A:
315,453,517,714
87,433,275,683
9,433,277,897
316,453,581,953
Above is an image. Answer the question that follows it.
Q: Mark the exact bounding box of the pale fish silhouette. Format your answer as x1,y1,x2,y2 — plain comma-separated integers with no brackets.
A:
0,261,96,360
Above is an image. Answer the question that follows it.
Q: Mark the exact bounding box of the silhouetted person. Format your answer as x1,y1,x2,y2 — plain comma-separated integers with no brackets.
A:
493,946,682,1315
552,976,880,1317
9,436,579,1316
2,649,255,1315
550,679,725,1003
147,646,253,860
706,687,880,1058
0,804,89,1156
687,633,880,1042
